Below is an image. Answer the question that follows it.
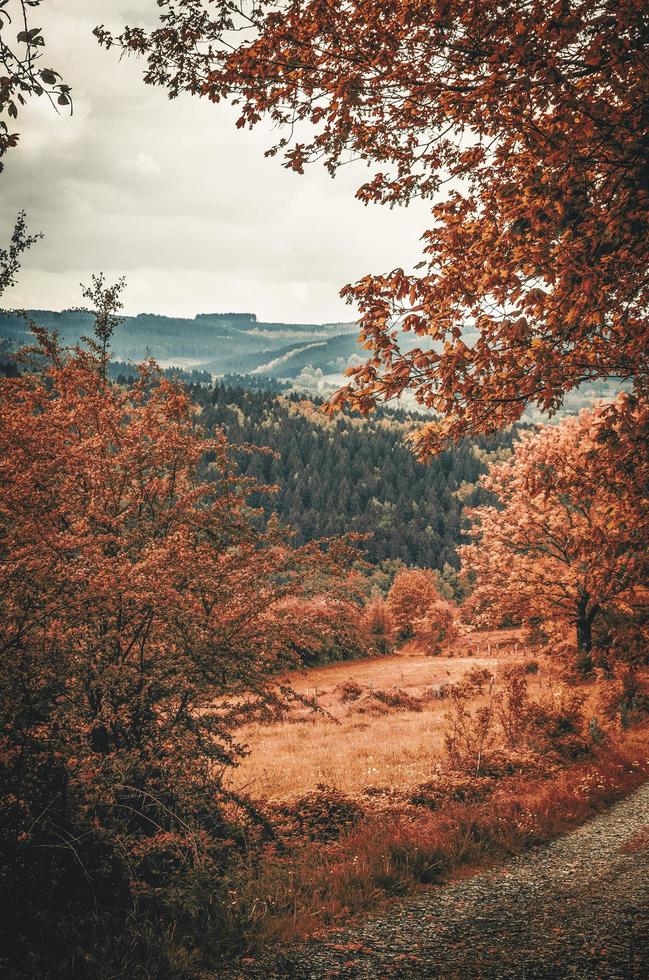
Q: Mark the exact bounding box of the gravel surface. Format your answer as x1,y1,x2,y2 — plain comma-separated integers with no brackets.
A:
221,782,649,979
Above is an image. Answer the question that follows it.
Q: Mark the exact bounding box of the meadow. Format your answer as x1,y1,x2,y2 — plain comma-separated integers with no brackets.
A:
228,630,529,800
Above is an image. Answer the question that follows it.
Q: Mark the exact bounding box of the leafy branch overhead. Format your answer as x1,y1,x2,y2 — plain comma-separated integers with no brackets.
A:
97,0,649,455
0,0,72,170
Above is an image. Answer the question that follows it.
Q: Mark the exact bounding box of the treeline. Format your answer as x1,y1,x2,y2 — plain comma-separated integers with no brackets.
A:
191,383,518,569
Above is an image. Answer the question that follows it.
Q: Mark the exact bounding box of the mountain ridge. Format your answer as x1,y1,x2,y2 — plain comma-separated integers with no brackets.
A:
0,307,360,378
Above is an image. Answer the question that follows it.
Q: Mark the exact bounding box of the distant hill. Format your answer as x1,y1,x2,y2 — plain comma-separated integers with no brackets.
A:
0,307,360,376
0,307,622,419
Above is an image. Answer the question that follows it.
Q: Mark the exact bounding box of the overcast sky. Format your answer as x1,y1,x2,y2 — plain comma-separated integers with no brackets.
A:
1,0,431,323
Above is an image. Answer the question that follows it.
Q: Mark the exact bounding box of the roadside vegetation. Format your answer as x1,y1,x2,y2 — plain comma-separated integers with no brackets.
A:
223,636,649,954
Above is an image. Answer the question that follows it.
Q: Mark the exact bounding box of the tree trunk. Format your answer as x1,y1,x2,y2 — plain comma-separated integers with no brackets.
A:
575,595,600,674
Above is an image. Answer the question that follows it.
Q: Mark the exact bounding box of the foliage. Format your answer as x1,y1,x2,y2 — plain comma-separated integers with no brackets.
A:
368,687,428,714
232,732,649,949
110,358,212,385
601,668,649,729
359,594,396,656
386,567,445,640
334,680,364,704
272,594,371,667
443,666,592,777
277,785,364,842
99,1,648,456
0,0,72,169
413,600,458,656
460,399,649,668
0,211,41,296
78,273,127,377
410,773,496,810
0,331,355,975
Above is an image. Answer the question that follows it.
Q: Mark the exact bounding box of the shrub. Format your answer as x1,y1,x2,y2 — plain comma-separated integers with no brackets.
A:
369,687,426,712
0,334,356,976
280,596,370,666
602,668,649,728
335,679,364,703
360,594,396,655
410,773,496,809
413,599,458,655
443,665,594,776
277,785,364,841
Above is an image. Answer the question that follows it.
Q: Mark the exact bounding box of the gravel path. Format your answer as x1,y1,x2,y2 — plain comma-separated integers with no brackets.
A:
222,782,649,979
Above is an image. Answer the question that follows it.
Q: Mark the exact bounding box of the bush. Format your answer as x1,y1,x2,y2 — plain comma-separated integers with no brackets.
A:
386,568,444,640
334,679,364,702
280,596,371,666
277,785,364,841
0,336,356,976
369,687,426,712
443,665,594,776
410,773,496,809
360,594,396,655
413,599,458,655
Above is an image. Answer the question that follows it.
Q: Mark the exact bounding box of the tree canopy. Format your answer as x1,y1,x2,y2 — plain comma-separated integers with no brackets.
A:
97,0,649,455
460,396,649,668
0,327,358,967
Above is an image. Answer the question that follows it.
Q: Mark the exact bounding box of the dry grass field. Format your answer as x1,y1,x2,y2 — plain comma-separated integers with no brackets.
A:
227,628,547,800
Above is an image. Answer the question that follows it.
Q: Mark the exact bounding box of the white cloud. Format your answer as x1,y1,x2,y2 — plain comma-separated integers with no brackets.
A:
123,152,161,179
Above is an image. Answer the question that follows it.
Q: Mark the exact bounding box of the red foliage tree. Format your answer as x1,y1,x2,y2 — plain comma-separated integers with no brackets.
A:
413,600,458,656
386,567,445,641
272,593,370,666
97,1,649,455
360,593,396,656
0,330,354,967
460,397,649,669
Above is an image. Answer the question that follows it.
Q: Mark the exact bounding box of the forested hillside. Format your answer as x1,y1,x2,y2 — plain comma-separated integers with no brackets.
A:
192,383,517,568
0,307,359,374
